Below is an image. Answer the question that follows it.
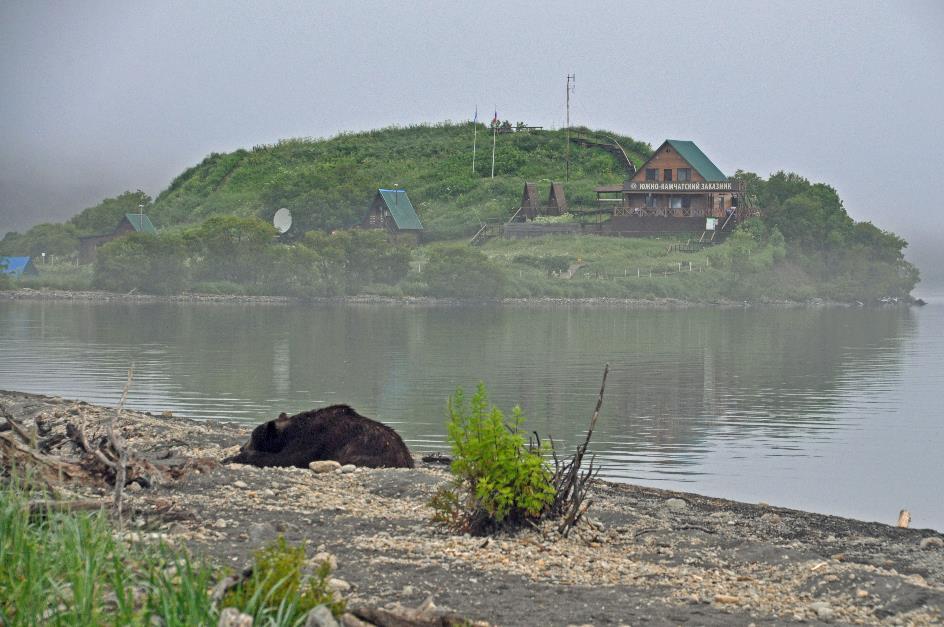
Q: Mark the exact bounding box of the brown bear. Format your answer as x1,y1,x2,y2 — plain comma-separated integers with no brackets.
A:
223,405,414,469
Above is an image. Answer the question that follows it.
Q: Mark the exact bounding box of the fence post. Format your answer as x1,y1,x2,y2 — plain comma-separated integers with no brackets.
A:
637,268,640,278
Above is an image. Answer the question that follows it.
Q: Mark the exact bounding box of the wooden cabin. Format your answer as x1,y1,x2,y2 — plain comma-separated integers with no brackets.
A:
596,140,742,220
360,189,424,244
78,213,158,264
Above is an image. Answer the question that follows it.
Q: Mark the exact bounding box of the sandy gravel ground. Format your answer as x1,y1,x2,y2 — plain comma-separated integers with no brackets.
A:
2,390,942,626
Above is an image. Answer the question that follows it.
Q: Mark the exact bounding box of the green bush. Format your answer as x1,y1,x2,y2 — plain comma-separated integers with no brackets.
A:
93,232,188,294
431,384,555,533
221,536,345,623
423,245,506,298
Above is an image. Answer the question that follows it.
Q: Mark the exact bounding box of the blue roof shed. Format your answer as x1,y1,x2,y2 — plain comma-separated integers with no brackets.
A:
1,256,39,277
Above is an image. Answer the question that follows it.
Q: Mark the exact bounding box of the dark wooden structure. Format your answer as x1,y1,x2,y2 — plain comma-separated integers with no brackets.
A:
360,189,424,244
520,183,541,220
78,213,157,264
515,182,568,221
547,182,567,215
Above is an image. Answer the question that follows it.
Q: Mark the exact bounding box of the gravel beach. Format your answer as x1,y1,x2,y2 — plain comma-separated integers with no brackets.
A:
2,389,942,625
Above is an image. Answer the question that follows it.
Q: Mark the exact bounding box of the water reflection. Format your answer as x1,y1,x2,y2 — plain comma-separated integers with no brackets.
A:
2,299,940,529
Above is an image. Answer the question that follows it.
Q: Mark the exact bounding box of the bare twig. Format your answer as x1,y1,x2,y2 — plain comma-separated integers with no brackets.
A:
110,364,134,528
553,364,609,536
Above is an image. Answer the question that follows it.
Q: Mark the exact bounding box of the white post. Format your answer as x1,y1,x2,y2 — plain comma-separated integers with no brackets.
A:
472,122,478,174
491,124,497,179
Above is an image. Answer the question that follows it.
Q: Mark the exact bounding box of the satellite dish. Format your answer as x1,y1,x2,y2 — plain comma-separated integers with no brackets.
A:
273,208,293,234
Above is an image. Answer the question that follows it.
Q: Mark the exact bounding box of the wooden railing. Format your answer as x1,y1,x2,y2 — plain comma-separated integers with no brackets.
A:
613,206,714,218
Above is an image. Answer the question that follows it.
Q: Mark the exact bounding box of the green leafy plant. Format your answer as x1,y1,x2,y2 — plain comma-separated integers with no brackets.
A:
221,536,345,623
431,384,555,533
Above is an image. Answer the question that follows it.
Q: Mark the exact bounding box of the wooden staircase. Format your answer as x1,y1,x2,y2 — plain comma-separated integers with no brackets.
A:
569,135,637,176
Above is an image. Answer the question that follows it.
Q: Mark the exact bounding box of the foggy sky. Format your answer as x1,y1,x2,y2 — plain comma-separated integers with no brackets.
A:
1,1,942,275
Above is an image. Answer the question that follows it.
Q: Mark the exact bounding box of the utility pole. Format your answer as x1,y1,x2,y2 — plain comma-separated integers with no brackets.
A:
565,73,575,180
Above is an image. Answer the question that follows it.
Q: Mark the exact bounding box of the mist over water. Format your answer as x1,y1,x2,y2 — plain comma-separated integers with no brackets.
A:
1,300,942,531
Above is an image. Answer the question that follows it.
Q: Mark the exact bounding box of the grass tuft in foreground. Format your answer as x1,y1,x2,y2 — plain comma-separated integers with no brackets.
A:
0,478,342,626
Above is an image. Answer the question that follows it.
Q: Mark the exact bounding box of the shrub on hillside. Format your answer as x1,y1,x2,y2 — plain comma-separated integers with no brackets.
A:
302,229,411,294
93,233,187,294
423,245,505,298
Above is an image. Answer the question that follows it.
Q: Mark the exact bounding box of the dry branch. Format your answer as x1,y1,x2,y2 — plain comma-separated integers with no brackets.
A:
550,364,608,536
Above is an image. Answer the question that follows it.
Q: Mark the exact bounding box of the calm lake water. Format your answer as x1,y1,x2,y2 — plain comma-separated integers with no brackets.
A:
2,298,942,531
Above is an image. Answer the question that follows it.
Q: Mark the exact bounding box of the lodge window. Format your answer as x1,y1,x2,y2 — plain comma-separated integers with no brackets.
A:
682,196,692,209
677,168,692,182
645,168,657,181
645,193,656,208
670,196,682,209
663,169,672,181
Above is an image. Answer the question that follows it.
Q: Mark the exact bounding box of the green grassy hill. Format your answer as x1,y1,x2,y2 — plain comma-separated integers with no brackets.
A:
152,123,649,238
0,122,918,302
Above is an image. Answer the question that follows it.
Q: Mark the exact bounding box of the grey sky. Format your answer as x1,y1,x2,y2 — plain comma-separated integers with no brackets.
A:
1,0,942,270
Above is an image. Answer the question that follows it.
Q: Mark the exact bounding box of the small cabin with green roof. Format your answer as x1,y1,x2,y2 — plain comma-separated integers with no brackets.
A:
360,189,424,243
596,140,743,222
78,212,158,263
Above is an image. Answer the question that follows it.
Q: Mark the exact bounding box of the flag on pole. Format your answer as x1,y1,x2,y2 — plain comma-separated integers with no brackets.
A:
491,109,498,126
473,106,478,123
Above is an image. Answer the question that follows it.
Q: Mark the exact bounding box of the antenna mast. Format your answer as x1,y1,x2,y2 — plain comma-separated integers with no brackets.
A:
565,73,575,180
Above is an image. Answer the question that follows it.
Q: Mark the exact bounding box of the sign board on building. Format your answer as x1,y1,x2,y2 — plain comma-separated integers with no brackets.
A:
627,182,737,192
706,217,718,231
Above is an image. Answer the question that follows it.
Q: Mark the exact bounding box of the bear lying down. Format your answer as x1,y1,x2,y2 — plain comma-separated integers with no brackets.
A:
223,405,414,469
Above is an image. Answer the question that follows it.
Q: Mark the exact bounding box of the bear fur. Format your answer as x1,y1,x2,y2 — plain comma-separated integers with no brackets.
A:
223,405,414,469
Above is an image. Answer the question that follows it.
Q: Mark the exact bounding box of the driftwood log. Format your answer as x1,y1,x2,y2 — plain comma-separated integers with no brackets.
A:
350,597,482,627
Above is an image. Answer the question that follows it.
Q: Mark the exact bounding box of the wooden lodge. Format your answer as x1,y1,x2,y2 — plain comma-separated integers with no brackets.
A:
78,213,157,264
360,189,424,244
596,140,744,234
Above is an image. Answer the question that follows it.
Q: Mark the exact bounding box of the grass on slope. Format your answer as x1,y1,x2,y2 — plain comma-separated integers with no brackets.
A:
153,123,650,238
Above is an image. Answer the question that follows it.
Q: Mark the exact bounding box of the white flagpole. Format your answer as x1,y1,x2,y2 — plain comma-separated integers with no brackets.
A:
472,110,478,174
490,111,497,179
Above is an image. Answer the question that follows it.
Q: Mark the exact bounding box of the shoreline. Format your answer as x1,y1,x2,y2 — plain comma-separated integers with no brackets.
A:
0,287,916,309
2,389,942,625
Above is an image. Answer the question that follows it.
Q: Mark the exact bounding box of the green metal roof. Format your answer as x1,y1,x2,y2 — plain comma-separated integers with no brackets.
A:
665,140,727,182
377,190,423,231
124,213,157,234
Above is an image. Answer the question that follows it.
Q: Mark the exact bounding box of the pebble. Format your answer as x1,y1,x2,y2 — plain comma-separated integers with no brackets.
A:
304,604,339,627
760,512,782,526
809,601,835,622
310,460,342,474
249,522,277,545
713,594,739,604
340,464,356,474
328,578,351,593
401,585,415,596
312,551,338,570
664,498,689,513
233,480,249,489
919,536,943,550
214,518,228,529
262,489,276,498
218,607,253,627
